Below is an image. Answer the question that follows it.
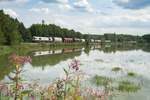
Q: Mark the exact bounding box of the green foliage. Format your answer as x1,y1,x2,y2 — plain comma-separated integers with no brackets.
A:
18,23,32,42
103,33,144,43
1,9,150,46
0,26,6,44
127,72,135,77
143,34,150,43
0,10,23,45
118,80,141,93
0,58,108,100
95,59,104,62
29,24,83,39
112,67,121,72
91,75,113,87
9,28,22,45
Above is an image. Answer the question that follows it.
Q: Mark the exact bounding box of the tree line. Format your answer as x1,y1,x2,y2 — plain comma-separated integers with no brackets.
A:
0,9,150,45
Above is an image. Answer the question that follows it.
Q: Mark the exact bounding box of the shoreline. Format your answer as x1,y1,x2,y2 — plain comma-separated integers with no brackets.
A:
0,42,100,56
0,42,148,56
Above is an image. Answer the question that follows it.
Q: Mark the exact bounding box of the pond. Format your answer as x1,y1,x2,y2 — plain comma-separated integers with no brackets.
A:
0,44,150,100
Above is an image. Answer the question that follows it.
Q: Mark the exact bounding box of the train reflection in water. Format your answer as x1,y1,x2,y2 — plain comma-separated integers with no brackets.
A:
33,45,103,57
90,45,101,50
105,45,111,48
34,51,53,56
33,46,102,56
33,48,83,56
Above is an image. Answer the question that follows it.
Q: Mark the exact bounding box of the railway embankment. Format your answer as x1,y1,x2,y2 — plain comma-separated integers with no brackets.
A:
0,42,100,55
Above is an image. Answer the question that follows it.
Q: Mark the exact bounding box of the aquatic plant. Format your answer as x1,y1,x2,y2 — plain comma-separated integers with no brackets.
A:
127,72,135,77
118,80,141,93
91,75,113,87
95,59,104,62
112,67,121,72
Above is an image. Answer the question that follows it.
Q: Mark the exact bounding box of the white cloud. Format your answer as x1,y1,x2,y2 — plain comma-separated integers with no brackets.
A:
73,0,94,13
3,8,18,18
5,0,149,35
16,0,29,3
74,0,88,7
59,4,74,11
0,0,29,4
23,4,150,35
39,0,69,4
57,0,68,3
29,8,49,14
121,0,129,3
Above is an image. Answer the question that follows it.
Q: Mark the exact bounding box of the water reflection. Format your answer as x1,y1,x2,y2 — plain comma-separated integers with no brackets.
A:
34,51,53,56
0,44,150,81
0,54,14,80
31,48,83,68
0,44,150,100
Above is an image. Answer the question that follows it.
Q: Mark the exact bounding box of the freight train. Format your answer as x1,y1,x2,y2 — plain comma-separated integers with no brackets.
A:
32,36,101,43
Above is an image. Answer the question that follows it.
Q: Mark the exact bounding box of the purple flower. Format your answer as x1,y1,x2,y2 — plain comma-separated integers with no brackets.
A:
29,58,32,63
8,55,32,65
72,59,80,71
31,93,36,100
76,66,79,71
10,77,14,80
72,59,79,64
19,85,24,90
72,64,79,71
5,90,11,97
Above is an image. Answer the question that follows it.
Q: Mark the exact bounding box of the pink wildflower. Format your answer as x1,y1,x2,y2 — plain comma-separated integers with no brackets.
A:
34,78,40,82
30,93,36,100
8,55,32,65
96,90,101,96
101,96,105,100
19,85,24,90
9,77,14,80
72,59,79,71
72,59,79,64
33,83,39,88
72,64,79,71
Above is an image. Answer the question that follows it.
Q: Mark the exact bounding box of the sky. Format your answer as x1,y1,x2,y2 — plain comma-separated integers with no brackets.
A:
0,0,150,35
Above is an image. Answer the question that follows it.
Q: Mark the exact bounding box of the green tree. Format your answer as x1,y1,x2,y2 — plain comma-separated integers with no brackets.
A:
18,23,32,42
0,10,23,45
0,26,6,44
143,34,150,43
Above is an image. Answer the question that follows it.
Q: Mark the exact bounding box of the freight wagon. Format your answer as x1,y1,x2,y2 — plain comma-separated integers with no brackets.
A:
32,36,101,43
32,36,53,42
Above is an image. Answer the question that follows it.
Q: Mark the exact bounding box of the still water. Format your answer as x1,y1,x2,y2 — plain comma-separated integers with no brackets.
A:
0,44,150,100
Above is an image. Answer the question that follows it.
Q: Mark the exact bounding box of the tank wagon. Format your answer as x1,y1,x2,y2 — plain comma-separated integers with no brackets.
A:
63,38,73,43
81,39,85,42
90,39,95,43
32,36,53,42
73,38,81,42
53,37,63,42
95,40,101,43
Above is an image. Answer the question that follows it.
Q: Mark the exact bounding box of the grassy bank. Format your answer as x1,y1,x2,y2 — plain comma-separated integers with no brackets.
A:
0,42,100,56
0,46,13,56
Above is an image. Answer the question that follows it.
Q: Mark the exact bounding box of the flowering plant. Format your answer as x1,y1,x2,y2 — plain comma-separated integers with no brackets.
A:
8,54,32,65
0,57,109,100
7,55,32,100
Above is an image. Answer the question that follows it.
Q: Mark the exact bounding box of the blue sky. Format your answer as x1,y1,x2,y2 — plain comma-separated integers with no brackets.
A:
0,0,150,35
